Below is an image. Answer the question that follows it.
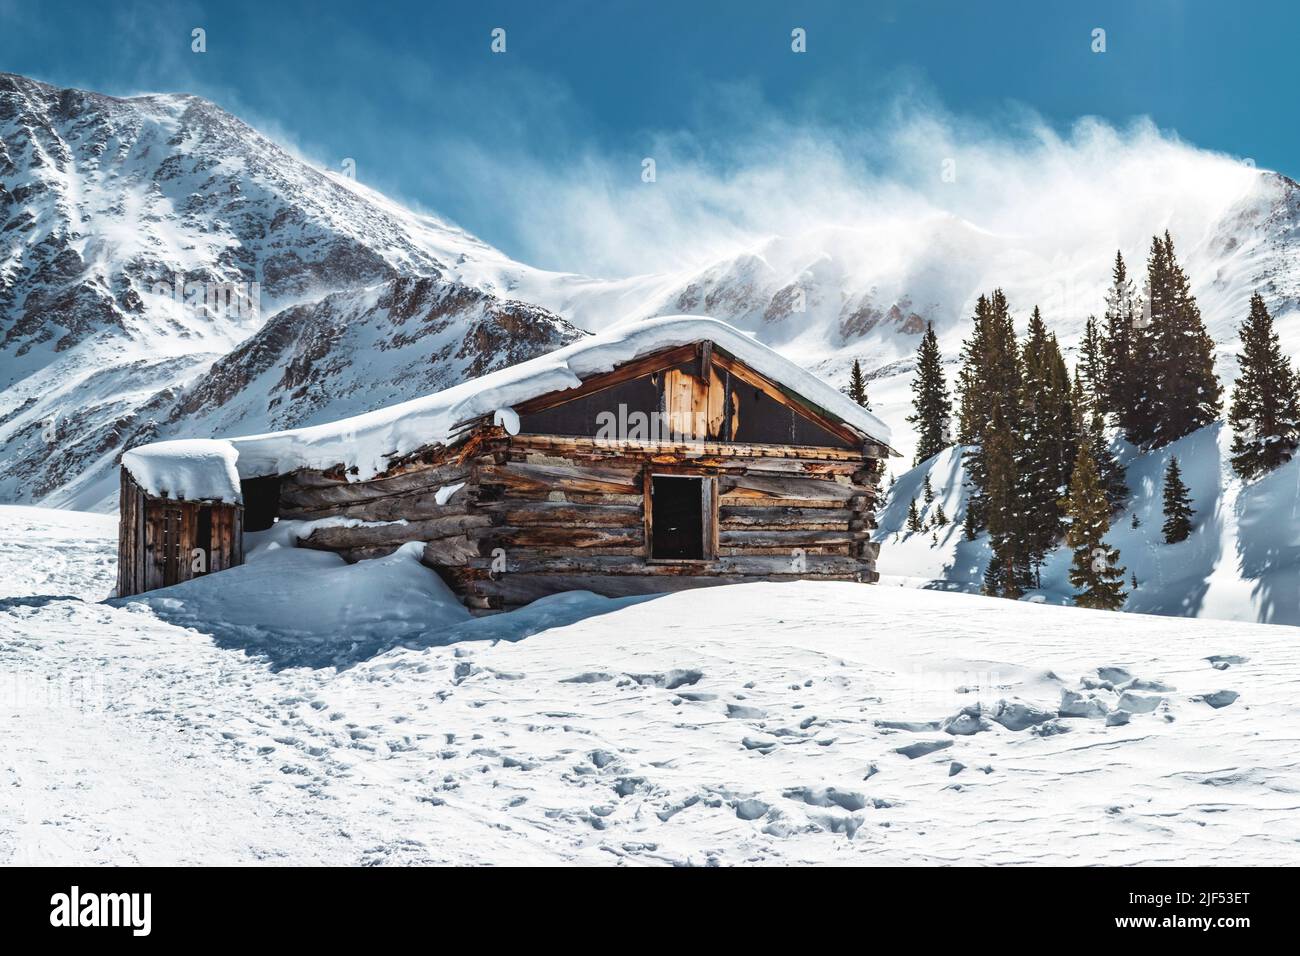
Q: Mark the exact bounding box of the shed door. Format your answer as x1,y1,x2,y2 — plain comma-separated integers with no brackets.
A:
145,504,185,590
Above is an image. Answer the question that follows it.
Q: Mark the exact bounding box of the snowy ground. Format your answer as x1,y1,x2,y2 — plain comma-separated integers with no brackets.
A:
2,505,1299,865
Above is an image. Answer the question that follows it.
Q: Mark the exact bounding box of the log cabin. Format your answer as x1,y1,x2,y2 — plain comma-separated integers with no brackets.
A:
117,316,897,610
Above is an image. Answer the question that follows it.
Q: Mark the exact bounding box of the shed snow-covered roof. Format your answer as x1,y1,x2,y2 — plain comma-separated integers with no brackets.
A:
124,316,893,491
122,439,243,504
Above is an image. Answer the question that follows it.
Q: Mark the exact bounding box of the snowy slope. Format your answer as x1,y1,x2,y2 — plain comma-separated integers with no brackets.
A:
875,423,1300,627
2,505,1297,865
53,275,586,508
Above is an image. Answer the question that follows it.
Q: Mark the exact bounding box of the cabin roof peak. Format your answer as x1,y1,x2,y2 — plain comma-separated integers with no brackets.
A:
123,315,893,490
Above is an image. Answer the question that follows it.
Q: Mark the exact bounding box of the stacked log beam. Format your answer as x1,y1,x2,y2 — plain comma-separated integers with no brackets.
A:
278,430,884,613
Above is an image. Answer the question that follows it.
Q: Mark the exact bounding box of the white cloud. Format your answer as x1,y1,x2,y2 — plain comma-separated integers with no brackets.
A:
440,89,1261,283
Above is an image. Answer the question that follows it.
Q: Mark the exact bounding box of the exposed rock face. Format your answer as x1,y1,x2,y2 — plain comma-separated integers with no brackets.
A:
0,72,443,360
0,73,571,507
167,276,584,437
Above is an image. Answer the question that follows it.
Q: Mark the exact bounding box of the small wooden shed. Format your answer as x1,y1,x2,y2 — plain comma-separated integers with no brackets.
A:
119,317,897,609
117,440,246,597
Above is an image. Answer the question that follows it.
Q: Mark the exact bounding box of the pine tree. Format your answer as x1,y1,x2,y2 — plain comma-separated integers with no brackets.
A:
1229,292,1300,480
1079,314,1105,409
1161,456,1195,543
922,474,934,504
981,403,1026,599
1063,441,1127,610
1074,370,1128,510
957,295,993,446
1125,244,1162,445
958,290,1020,536
848,359,870,410
906,498,923,533
1016,309,1076,583
1100,250,1140,427
1144,233,1222,446
962,496,979,540
908,322,952,465
933,502,948,527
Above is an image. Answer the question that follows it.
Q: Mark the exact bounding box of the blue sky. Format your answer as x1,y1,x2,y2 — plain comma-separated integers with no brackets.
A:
2,0,1296,273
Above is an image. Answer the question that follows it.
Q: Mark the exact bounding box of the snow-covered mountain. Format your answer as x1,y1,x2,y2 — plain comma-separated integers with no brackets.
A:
6,71,1300,515
0,73,579,507
168,275,583,435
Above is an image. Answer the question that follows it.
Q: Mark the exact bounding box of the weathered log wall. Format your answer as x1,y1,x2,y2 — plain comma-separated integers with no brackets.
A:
277,428,883,614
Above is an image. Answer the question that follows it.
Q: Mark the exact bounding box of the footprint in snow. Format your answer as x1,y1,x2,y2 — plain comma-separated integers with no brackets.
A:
941,705,991,736
613,776,647,797
990,699,1055,731
627,669,703,689
1059,689,1112,719
452,662,476,684
1126,678,1176,692
655,794,700,822
589,750,618,769
1030,720,1071,737
875,718,941,732
560,672,614,684
1193,690,1239,709
895,739,952,759
1206,655,1249,670
783,786,873,812
1116,691,1164,714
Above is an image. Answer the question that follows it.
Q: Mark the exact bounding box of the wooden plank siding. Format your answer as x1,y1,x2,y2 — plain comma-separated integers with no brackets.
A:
276,427,884,614
116,468,245,597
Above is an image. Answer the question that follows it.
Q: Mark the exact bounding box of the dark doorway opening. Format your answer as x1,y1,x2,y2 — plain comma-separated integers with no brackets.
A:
241,475,281,532
196,505,213,576
650,475,706,560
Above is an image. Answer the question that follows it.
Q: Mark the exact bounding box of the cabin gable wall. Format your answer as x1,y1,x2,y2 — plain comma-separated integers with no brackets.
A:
515,343,862,451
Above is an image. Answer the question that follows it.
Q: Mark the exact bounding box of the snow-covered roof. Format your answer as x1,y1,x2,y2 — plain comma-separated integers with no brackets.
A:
125,316,893,490
122,439,243,504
